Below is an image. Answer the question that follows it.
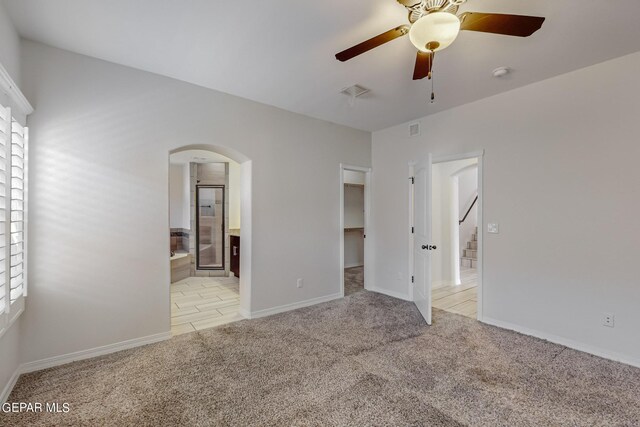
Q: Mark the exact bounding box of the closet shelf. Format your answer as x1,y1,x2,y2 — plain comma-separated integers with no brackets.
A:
344,227,364,232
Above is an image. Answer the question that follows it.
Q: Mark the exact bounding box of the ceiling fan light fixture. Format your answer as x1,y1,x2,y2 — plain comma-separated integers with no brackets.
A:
409,12,461,52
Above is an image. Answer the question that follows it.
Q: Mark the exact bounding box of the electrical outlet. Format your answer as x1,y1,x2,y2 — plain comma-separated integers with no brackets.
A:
296,278,304,289
602,313,615,328
488,223,499,234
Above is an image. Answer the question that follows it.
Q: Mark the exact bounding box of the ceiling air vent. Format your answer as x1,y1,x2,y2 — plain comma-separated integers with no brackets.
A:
409,122,420,137
340,84,370,98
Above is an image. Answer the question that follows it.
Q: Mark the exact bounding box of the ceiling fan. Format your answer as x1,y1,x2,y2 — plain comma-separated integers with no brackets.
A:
335,0,545,81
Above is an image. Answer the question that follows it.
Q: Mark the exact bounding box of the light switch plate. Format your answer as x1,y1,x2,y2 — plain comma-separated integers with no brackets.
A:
488,223,499,234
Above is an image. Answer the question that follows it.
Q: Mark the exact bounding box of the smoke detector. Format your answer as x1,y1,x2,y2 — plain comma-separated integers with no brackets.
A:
492,67,511,78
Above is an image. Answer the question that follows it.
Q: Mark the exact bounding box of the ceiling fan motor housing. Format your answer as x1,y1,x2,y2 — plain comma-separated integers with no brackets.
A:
400,0,465,23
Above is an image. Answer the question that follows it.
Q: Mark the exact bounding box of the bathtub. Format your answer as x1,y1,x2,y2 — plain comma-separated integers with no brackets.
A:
170,251,191,283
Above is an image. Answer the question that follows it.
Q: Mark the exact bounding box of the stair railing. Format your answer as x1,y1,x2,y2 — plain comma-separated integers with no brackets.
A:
459,195,478,225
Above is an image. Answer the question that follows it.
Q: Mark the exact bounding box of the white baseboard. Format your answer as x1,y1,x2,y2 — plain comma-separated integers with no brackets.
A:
1,331,172,404
250,292,342,319
0,367,21,404
238,308,251,319
344,263,364,269
20,331,172,374
369,286,411,301
482,317,640,369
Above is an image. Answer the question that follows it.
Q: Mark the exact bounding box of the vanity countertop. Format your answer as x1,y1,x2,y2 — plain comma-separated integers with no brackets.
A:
229,228,240,237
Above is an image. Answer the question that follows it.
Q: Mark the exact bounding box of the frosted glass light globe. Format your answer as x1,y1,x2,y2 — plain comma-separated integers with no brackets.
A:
409,12,461,52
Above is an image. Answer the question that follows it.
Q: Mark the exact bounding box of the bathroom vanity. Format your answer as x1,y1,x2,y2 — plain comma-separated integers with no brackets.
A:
230,229,240,279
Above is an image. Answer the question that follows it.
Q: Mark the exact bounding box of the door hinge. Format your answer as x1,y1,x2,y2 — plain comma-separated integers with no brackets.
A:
411,226,414,234
409,177,414,184
411,276,414,283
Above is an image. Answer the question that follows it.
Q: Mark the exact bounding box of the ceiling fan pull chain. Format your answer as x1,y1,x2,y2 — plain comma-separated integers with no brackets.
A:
430,52,435,103
430,77,435,103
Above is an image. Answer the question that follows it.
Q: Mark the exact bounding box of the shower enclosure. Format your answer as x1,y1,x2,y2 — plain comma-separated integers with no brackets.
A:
196,185,225,269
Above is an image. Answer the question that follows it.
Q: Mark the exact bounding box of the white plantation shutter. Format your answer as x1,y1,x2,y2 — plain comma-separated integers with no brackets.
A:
0,105,8,323
0,103,28,334
10,119,26,303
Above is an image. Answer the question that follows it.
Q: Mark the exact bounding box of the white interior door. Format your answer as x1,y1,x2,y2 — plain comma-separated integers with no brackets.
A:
413,155,433,325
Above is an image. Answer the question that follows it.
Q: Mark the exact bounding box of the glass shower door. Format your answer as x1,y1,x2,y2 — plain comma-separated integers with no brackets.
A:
196,185,224,269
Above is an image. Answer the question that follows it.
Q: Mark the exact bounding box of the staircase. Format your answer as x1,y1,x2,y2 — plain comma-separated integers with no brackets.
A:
461,226,478,268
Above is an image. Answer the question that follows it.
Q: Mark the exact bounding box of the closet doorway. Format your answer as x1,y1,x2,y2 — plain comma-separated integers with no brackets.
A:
339,164,371,297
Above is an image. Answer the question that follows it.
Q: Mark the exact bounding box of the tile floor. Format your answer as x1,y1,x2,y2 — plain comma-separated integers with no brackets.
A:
432,268,478,319
171,275,243,335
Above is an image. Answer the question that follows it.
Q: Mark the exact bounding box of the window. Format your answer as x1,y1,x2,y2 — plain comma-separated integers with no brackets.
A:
0,103,28,334
0,105,8,320
10,119,26,303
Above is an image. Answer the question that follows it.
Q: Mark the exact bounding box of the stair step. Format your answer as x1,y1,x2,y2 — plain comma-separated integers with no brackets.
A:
463,249,477,258
467,241,478,250
471,233,477,241
460,257,477,268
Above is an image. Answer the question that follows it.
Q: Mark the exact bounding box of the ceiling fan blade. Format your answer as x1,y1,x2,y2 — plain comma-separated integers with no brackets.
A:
459,12,545,37
336,25,410,62
413,51,434,80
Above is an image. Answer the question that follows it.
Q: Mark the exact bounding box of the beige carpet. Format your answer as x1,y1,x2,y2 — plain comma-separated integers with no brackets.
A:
344,266,364,296
6,291,640,426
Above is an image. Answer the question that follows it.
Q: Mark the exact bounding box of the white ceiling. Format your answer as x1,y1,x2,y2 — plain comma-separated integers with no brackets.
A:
5,0,640,131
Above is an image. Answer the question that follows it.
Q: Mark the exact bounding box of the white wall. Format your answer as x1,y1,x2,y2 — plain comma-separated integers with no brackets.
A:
0,1,23,402
344,230,364,269
19,41,370,364
0,1,20,89
169,163,189,229
344,185,364,229
372,51,640,366
228,161,241,229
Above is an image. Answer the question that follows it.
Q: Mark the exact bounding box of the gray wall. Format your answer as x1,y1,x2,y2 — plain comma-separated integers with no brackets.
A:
19,40,370,364
371,51,640,366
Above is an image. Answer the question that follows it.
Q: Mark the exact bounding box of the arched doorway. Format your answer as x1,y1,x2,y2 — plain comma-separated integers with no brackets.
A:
167,145,252,335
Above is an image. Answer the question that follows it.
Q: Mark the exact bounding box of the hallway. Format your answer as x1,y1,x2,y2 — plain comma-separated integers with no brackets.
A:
432,268,478,319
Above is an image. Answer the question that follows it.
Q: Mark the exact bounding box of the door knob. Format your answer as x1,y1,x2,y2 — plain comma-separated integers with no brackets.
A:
421,245,437,250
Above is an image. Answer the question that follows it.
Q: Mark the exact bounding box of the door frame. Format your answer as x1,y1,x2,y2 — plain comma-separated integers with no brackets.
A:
339,164,372,297
409,150,485,321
